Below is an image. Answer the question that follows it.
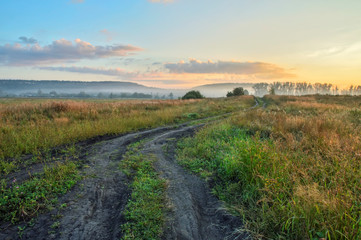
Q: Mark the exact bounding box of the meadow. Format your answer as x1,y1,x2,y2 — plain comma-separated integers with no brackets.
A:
0,97,254,174
178,95,361,239
0,96,254,225
1,95,360,239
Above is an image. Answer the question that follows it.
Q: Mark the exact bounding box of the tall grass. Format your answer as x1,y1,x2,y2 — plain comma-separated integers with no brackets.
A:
0,97,254,174
177,95,361,239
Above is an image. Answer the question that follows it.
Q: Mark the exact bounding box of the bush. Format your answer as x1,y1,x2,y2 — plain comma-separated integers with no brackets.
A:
182,91,204,100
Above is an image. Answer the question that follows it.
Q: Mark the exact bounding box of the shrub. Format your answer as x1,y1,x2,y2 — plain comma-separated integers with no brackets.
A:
182,91,204,100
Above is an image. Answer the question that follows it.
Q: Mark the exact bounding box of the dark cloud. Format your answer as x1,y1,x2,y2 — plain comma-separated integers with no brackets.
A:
19,36,38,44
0,38,142,66
38,66,138,78
164,59,295,79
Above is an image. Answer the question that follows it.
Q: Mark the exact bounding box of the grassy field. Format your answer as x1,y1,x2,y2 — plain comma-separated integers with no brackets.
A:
0,97,254,174
0,96,254,225
1,95,360,239
178,95,361,239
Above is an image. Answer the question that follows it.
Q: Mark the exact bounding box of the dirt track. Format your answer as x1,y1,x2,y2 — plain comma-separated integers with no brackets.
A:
1,123,248,240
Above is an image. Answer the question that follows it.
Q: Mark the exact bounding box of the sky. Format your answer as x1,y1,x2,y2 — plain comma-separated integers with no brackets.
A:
1,0,361,89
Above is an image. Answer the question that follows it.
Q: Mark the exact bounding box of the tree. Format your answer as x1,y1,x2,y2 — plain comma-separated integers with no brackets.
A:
37,89,43,96
269,86,276,95
226,87,247,97
182,90,204,100
49,91,58,97
168,92,174,99
233,87,246,96
252,83,269,96
226,91,234,97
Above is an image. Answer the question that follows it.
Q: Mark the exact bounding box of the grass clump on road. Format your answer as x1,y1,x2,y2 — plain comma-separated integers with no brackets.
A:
119,143,166,240
177,95,361,240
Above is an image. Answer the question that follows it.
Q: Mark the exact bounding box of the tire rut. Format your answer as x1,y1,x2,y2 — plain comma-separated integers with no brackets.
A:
141,125,248,240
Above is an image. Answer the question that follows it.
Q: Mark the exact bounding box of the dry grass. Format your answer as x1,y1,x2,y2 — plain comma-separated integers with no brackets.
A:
178,95,361,239
0,96,255,174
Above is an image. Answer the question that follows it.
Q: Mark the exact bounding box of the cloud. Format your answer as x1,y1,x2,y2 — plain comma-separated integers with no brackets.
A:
19,36,38,44
99,29,113,41
38,66,139,79
164,59,295,79
0,38,142,66
148,0,174,3
308,42,361,58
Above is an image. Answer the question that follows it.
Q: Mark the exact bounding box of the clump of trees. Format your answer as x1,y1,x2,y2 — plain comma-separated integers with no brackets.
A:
182,90,204,100
226,87,249,97
252,82,361,97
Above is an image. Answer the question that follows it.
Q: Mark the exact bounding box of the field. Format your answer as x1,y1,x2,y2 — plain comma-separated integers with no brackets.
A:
178,95,361,239
0,95,360,239
0,97,252,173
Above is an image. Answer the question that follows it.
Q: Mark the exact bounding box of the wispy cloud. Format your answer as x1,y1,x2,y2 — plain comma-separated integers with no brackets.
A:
308,42,361,58
0,38,142,66
38,66,139,79
18,36,38,44
38,57,295,86
164,59,295,79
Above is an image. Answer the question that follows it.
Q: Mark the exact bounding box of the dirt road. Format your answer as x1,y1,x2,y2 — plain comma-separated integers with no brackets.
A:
1,123,248,240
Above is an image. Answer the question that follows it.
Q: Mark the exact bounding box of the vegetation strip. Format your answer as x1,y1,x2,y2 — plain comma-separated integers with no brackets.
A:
0,161,80,223
119,142,166,240
177,95,361,240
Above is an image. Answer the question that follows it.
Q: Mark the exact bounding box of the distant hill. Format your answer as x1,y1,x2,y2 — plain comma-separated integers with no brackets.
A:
192,83,254,97
0,80,158,94
0,80,189,98
0,80,258,98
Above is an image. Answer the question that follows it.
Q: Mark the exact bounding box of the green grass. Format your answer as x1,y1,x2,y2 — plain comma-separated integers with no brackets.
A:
119,143,166,240
0,161,80,223
177,95,361,240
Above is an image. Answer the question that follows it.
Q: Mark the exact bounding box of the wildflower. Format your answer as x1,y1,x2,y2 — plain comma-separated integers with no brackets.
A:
12,179,16,183
16,186,19,189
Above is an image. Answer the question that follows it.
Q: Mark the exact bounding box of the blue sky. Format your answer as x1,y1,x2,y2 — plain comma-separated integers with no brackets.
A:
1,0,361,88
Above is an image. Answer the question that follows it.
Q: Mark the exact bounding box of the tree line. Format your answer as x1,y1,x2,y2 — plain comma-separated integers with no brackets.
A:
253,82,361,96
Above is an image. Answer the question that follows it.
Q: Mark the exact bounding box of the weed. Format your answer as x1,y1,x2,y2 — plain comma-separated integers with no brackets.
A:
50,221,60,229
